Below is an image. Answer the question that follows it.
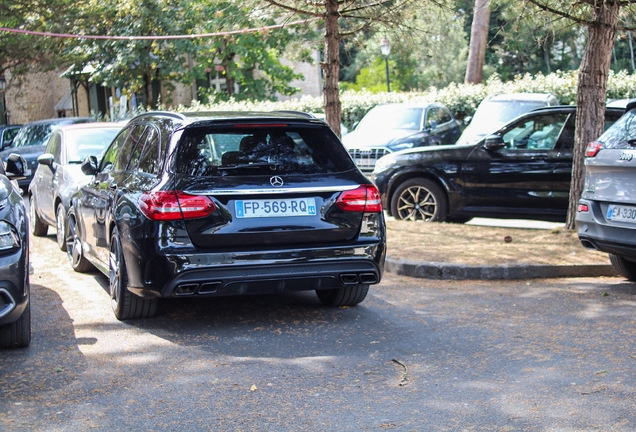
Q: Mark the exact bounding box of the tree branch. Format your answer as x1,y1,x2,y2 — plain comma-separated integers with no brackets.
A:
524,0,595,26
262,0,323,17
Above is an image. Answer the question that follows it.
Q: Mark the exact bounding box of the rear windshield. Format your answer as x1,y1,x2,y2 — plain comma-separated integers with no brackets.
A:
597,108,636,149
174,125,355,176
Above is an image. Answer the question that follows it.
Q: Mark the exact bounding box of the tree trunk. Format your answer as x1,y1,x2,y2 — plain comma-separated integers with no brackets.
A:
567,1,619,229
465,0,490,84
322,0,342,138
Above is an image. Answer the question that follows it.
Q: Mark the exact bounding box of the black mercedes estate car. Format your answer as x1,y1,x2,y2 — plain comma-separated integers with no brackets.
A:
372,106,624,223
67,111,386,320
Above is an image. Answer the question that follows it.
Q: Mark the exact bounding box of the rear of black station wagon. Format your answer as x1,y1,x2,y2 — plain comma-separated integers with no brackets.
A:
68,112,386,320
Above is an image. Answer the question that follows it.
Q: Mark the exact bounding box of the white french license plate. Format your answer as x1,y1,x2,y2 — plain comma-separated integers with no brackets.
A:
355,158,376,167
235,198,317,218
607,204,636,223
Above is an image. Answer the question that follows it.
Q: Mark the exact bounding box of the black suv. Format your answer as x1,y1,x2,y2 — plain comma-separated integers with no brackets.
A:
372,106,624,223
67,111,386,320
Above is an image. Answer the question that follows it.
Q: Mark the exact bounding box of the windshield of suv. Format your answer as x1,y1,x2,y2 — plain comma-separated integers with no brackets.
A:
472,100,547,125
13,124,57,148
356,106,424,132
175,125,355,176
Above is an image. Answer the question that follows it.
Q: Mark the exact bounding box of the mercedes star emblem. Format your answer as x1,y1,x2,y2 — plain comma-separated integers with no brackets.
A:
270,176,284,187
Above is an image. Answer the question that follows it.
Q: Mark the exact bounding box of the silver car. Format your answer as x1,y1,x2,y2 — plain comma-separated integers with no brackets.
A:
576,100,636,280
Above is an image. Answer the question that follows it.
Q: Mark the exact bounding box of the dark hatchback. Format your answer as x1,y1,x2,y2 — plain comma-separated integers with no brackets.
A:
0,117,94,189
67,111,386,320
372,106,624,223
0,154,30,348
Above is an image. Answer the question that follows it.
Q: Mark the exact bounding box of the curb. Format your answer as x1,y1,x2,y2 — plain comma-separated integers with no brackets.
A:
385,257,618,280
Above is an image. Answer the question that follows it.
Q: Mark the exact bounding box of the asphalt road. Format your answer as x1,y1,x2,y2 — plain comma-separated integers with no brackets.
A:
2,232,636,431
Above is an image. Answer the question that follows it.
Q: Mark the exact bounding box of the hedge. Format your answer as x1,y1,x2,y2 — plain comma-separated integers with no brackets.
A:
173,69,636,131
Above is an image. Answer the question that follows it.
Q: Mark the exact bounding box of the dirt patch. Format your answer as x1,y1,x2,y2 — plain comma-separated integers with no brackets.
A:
385,219,609,266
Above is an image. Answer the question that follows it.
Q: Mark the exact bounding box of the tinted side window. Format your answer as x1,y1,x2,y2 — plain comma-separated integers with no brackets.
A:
46,133,62,163
101,128,131,171
501,113,569,150
427,108,453,126
116,125,146,171
2,127,19,146
598,109,636,149
129,126,161,175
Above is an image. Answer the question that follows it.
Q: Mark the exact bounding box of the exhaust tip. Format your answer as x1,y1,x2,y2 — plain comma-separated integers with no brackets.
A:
579,239,598,251
199,282,222,294
359,273,378,284
175,283,199,296
340,274,360,285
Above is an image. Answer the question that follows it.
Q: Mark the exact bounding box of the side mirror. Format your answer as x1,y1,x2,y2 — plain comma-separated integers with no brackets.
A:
426,120,438,131
37,153,55,167
463,116,473,126
80,155,99,176
5,153,27,180
483,134,506,150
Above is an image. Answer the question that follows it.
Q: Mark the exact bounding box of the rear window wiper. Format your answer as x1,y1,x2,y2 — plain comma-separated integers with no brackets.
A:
218,162,278,170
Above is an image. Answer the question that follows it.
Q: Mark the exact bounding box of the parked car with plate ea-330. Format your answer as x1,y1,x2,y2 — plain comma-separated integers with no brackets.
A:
0,117,94,190
67,111,386,320
372,106,624,223
342,103,461,173
0,154,31,348
577,100,636,280
28,123,124,251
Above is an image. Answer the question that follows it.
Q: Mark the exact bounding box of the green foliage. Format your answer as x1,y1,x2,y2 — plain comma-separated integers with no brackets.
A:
0,0,76,77
63,0,307,107
340,57,405,93
340,2,468,92
176,69,636,130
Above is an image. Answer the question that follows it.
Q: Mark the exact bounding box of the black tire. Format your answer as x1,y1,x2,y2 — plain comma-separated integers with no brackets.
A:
390,178,448,222
66,207,94,273
0,300,31,349
29,195,48,236
110,227,158,320
56,203,67,251
609,253,636,281
316,284,369,307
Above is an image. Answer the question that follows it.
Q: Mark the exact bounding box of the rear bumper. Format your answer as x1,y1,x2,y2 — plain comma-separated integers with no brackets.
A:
128,243,386,299
576,198,636,259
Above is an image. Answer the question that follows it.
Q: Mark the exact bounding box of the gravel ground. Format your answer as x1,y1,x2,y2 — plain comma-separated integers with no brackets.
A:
1,232,636,430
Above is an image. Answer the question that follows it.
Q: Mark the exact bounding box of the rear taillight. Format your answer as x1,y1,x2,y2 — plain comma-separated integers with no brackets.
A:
139,191,216,221
586,141,603,158
577,203,589,213
336,185,383,213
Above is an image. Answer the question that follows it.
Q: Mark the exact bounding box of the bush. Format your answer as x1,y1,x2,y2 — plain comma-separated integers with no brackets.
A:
173,70,636,131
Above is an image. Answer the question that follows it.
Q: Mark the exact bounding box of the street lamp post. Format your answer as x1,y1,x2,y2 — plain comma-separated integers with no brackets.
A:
380,37,391,93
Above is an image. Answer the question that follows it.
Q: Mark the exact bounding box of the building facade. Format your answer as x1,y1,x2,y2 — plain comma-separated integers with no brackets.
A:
2,54,322,125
